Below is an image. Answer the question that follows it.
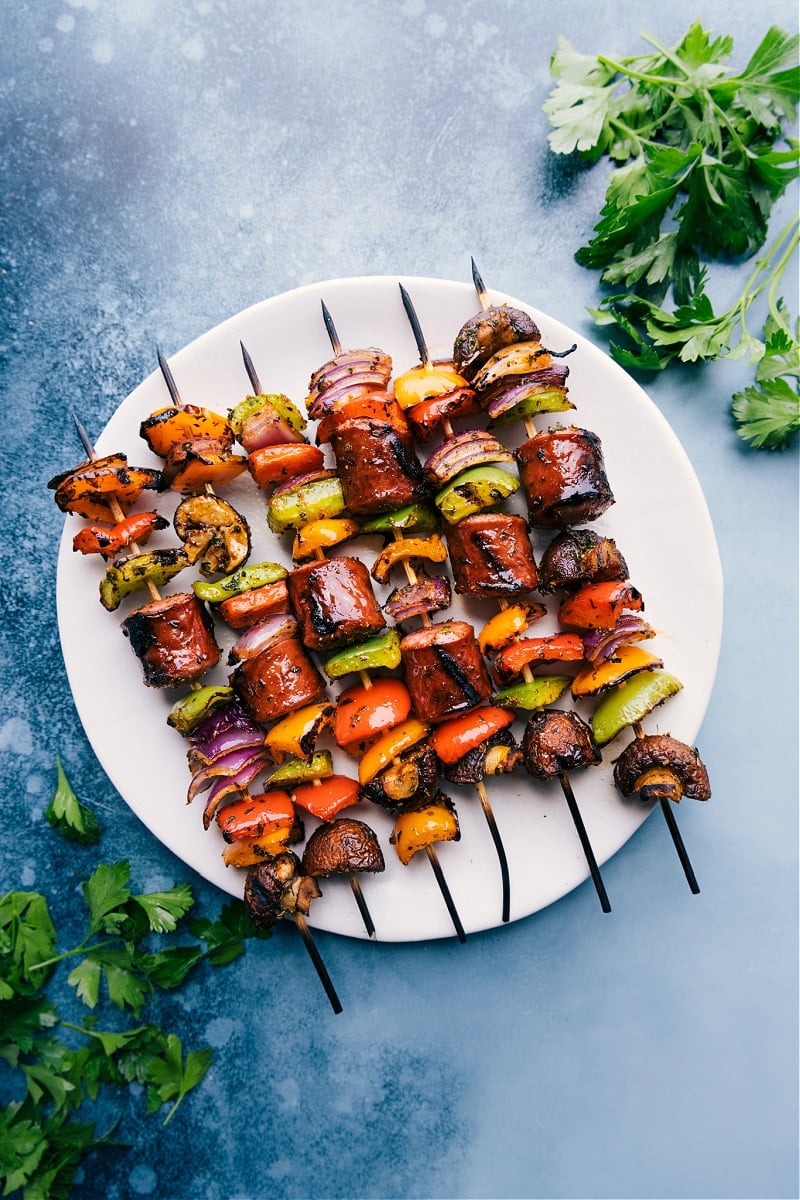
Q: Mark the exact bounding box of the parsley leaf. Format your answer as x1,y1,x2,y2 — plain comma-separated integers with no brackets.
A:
144,1034,214,1125
45,758,102,845
545,21,800,449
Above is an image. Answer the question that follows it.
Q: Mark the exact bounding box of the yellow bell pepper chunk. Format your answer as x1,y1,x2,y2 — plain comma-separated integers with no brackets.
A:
371,533,448,584
393,362,470,410
292,518,361,561
265,702,334,762
478,603,547,654
358,718,430,786
571,644,664,699
390,803,460,865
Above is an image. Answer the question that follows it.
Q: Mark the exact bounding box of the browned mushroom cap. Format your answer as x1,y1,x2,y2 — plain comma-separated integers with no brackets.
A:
444,727,522,786
243,851,321,929
613,734,711,803
173,492,251,578
453,305,540,380
522,709,602,781
537,528,628,594
360,743,441,814
302,818,385,877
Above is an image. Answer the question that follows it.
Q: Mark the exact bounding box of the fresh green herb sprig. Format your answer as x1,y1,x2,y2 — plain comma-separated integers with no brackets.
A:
544,22,800,449
1,763,269,1199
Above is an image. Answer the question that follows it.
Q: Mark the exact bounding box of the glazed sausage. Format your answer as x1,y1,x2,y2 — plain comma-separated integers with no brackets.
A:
121,592,220,688
329,417,429,515
400,620,492,723
444,512,539,598
516,426,614,527
287,557,386,652
231,634,326,723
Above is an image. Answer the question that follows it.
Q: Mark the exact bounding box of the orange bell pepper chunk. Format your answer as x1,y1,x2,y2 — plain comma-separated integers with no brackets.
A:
333,679,413,749
247,443,325,489
390,802,460,865
292,518,361,561
216,789,295,842
492,633,586,683
291,775,361,821
429,706,515,765
159,438,248,494
265,702,335,762
140,405,233,458
558,580,644,631
358,718,430,785
393,361,470,409
72,511,168,557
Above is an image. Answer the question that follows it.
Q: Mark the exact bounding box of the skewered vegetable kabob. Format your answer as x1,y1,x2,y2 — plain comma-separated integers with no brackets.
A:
461,263,708,888
229,341,388,935
52,402,344,1013
394,280,612,912
294,302,476,941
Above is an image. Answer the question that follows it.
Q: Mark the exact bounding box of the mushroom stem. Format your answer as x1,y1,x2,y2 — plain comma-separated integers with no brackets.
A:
558,771,611,913
293,913,343,1014
475,780,511,924
425,845,467,943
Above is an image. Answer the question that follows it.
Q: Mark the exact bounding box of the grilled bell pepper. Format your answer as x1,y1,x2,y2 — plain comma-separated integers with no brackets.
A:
167,685,235,736
360,504,438,535
358,718,430,785
247,443,325,489
193,560,288,604
390,798,460,866
393,361,471,409
267,471,346,533
292,518,361,561
158,437,248,494
486,383,574,427
570,643,664,699
478,603,547,654
493,633,586,683
333,679,412,749
99,548,190,612
370,533,448,585
324,629,401,681
492,675,572,711
291,775,361,821
72,511,169,557
216,789,295,843
591,670,684,746
140,404,233,458
229,392,306,440
558,580,644,631
429,706,515,765
268,750,333,787
48,453,162,522
435,466,519,524
265,701,335,762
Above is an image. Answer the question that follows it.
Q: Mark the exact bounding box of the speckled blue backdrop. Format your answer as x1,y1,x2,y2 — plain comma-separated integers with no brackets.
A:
1,2,798,1199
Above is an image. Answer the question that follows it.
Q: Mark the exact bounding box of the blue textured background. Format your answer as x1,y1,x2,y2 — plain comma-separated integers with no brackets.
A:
1,3,797,1198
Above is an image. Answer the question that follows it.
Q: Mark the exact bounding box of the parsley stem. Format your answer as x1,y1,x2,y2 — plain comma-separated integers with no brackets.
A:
30,935,121,972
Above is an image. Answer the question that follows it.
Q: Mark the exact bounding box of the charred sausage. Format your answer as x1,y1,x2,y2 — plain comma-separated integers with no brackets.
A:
231,633,326,724
329,417,429,515
287,556,386,652
121,592,220,688
444,512,539,598
400,620,493,723
516,426,614,527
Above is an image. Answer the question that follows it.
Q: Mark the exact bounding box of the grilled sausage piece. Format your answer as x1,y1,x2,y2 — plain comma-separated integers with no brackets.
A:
522,709,602,780
287,557,386,652
329,417,429,515
400,620,492,723
122,592,220,688
516,426,614,527
231,634,326,724
445,512,539,598
537,528,628,594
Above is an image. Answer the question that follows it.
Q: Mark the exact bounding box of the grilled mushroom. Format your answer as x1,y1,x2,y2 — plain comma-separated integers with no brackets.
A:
243,851,321,930
613,734,711,804
302,818,385,877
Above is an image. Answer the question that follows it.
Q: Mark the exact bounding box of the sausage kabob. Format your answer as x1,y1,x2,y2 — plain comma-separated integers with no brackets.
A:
229,340,388,935
153,347,386,941
462,263,708,889
54,392,345,1013
295,303,483,941
393,280,613,914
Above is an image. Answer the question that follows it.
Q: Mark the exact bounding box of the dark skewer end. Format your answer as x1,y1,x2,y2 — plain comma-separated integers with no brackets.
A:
294,913,343,1014
156,346,182,407
425,845,467,943
71,412,96,459
320,300,342,355
349,873,377,939
240,340,262,396
470,257,488,308
559,772,611,914
398,282,430,366
658,798,701,895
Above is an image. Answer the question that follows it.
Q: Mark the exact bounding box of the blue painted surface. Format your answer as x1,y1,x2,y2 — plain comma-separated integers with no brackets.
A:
1,3,797,1198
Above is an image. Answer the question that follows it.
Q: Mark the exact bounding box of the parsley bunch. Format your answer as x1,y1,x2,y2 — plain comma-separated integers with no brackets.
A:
544,22,799,449
1,762,268,1199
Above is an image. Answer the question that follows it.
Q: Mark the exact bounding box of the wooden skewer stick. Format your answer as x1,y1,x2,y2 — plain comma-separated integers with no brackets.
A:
319,301,468,942
238,338,379,939
75,405,344,1011
633,723,699,894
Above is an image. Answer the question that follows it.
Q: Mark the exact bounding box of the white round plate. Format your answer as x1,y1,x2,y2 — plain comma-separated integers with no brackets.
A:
56,275,723,941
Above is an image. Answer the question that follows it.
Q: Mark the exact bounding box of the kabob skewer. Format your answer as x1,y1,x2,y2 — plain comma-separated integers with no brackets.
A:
397,280,612,914
64,400,345,1014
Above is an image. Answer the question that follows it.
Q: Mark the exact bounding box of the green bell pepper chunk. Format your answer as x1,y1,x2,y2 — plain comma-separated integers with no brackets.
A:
193,560,288,603
324,629,401,680
435,466,519,525
229,392,306,438
360,503,438,535
492,676,571,711
267,474,346,533
488,387,574,427
591,670,683,746
167,685,235,736
99,548,190,612
268,750,333,787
